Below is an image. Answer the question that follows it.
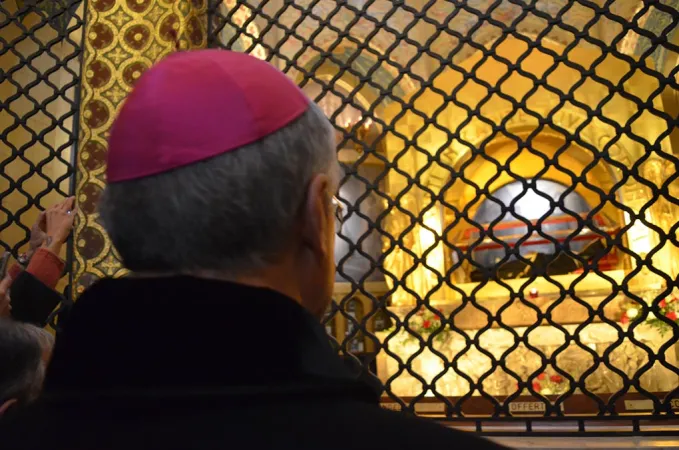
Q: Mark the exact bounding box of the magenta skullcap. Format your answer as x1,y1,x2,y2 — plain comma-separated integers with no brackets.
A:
106,50,310,183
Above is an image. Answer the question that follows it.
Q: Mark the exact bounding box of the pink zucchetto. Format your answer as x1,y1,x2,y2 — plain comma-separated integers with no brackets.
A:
106,50,310,183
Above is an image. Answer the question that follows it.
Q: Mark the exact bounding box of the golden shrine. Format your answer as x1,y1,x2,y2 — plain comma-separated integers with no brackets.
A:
294,2,679,410
372,37,679,405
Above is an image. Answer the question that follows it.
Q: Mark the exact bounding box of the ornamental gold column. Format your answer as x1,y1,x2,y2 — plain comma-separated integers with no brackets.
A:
72,0,206,295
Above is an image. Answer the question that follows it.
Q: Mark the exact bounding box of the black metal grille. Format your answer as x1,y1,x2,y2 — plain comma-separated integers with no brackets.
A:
211,0,679,433
0,1,84,288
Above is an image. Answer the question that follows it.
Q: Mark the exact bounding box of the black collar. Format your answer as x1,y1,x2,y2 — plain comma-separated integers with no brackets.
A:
44,276,376,403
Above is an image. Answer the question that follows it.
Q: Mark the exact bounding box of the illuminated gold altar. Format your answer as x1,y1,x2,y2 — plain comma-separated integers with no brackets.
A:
374,36,679,401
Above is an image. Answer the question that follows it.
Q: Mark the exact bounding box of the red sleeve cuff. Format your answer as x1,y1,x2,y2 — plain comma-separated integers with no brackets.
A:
26,248,65,289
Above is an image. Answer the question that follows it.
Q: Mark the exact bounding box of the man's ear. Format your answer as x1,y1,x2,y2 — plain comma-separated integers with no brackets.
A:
300,173,332,258
0,398,17,416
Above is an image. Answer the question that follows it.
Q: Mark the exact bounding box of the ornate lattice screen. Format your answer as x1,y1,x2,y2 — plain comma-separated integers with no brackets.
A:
0,1,84,292
209,0,679,427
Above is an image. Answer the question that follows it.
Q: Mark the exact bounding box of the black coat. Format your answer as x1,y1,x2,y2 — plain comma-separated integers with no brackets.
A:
9,270,69,328
0,276,508,449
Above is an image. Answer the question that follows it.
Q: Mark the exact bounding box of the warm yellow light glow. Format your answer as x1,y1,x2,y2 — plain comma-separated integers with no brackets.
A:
420,353,444,387
381,35,679,306
378,323,679,398
418,208,446,302
223,0,267,61
623,210,653,256
419,214,440,258
373,34,679,402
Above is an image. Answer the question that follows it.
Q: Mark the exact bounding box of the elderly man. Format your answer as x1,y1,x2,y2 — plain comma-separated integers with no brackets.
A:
0,50,507,449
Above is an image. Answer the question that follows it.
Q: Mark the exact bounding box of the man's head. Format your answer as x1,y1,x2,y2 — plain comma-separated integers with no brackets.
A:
0,319,50,416
99,50,339,317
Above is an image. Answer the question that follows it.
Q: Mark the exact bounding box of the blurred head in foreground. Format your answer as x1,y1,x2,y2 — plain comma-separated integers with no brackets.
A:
0,319,53,416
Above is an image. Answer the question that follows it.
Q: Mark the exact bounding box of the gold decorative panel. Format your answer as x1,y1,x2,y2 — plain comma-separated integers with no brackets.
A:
72,0,206,294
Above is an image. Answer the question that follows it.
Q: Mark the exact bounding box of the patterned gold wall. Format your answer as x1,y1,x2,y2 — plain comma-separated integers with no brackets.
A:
72,0,206,295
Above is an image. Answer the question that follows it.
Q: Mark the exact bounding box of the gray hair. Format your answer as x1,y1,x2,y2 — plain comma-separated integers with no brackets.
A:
0,319,46,405
24,324,54,356
100,103,336,274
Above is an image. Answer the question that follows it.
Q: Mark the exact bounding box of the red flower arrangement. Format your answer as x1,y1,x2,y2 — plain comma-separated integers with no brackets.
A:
620,296,679,336
385,307,450,345
520,372,568,396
